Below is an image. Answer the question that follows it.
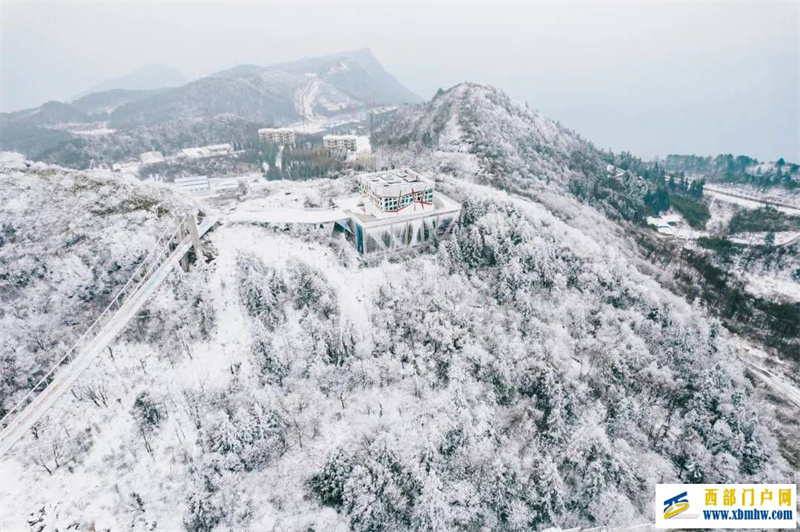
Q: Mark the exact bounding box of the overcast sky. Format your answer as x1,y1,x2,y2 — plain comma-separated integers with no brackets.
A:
2,1,798,161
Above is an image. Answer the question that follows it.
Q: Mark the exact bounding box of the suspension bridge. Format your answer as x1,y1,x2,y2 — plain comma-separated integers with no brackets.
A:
0,214,217,457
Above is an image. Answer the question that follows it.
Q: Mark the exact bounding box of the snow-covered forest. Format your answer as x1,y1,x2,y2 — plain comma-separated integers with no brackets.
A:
1,75,799,532
2,138,798,531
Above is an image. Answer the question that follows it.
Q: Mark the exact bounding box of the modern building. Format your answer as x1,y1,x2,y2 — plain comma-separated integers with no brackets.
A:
334,169,461,255
258,128,296,146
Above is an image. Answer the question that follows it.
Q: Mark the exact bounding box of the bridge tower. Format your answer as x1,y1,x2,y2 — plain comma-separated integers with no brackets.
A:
178,215,204,272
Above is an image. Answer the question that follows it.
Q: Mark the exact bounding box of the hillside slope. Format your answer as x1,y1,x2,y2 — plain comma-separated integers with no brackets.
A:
1,155,796,531
274,48,422,105
0,153,198,420
374,83,650,222
109,70,303,128
111,49,419,129
71,88,169,115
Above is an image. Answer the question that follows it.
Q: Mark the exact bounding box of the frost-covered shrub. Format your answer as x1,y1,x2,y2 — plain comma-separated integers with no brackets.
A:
200,397,287,472
235,252,286,330
289,260,337,318
305,315,356,366
251,321,289,387
183,468,226,532
131,391,164,430
312,434,419,531
309,449,354,507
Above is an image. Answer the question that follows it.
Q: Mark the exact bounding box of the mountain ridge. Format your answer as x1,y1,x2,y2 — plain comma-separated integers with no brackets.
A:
374,82,649,222
76,64,187,98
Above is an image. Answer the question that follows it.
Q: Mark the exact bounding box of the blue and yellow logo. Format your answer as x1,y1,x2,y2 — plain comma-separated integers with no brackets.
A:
664,491,689,519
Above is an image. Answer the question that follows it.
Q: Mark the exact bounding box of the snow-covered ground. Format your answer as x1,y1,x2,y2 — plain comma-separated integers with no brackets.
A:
227,206,347,224
0,203,401,530
69,126,116,136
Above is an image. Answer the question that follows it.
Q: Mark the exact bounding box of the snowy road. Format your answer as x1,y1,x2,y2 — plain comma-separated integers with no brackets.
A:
703,185,800,216
740,344,800,408
294,77,321,128
226,207,348,225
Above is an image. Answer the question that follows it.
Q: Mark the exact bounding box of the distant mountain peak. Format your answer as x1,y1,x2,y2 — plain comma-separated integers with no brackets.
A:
79,64,187,98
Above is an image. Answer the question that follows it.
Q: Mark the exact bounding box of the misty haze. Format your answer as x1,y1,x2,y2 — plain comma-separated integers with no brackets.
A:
1,2,799,531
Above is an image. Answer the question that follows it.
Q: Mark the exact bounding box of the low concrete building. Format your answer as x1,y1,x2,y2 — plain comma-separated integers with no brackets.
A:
140,151,165,165
646,215,678,235
209,177,239,197
206,144,234,157
258,128,296,146
181,144,233,159
174,175,211,195
173,175,239,197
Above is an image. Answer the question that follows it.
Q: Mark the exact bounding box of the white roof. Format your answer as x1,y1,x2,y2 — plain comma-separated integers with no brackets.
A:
360,169,434,198
174,175,210,189
209,177,238,191
182,147,204,157
259,127,295,133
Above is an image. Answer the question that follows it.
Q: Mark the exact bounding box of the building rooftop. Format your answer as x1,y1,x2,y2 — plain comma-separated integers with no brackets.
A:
359,169,435,199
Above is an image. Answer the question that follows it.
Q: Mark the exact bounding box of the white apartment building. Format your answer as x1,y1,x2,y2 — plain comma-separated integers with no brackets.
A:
323,134,359,152
258,128,296,146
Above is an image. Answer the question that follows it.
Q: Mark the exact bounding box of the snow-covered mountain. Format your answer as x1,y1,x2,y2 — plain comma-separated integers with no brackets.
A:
374,83,649,222
110,49,419,128
2,112,797,530
0,49,420,169
71,88,170,115
108,69,302,128
1,79,798,532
